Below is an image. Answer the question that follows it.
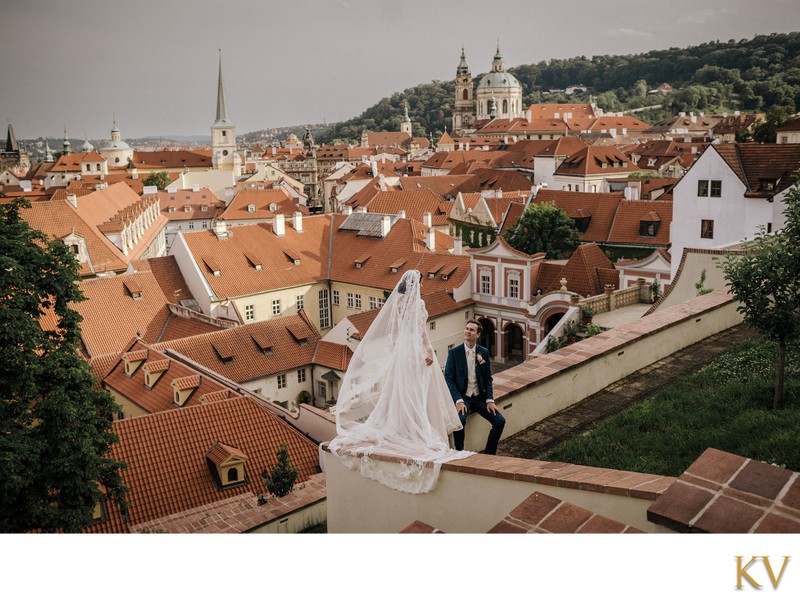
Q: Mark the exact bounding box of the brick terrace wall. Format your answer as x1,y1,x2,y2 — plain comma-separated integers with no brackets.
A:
460,290,742,451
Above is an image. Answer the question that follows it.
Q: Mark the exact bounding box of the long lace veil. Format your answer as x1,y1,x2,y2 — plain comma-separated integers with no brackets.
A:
328,269,470,493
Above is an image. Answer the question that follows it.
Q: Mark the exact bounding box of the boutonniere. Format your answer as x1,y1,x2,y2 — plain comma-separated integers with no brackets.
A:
476,354,485,365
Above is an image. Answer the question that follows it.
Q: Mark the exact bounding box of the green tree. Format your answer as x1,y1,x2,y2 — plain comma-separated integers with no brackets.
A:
0,198,126,532
753,105,796,143
719,182,800,409
142,171,170,190
503,201,579,259
262,443,298,498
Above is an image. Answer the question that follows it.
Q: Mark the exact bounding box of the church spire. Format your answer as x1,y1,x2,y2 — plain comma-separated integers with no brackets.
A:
5,121,19,153
492,41,505,72
214,49,232,126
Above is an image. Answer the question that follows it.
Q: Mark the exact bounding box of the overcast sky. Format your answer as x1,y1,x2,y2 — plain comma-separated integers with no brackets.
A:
2,0,798,140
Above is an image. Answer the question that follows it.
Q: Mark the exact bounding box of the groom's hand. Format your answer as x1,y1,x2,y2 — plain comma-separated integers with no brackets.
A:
456,400,467,414
486,400,499,415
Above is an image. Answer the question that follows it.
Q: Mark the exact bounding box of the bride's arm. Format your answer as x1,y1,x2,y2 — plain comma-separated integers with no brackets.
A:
422,329,434,366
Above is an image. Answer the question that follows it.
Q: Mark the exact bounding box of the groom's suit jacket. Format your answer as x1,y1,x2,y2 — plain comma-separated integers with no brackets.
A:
444,343,493,405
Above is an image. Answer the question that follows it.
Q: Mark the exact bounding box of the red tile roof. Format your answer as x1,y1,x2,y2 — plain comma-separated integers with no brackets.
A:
535,243,616,297
220,188,297,221
102,340,233,415
607,199,672,247
86,395,321,533
132,149,212,169
160,188,223,220
533,189,623,243
154,311,321,384
363,189,451,226
712,143,800,197
555,145,633,176
74,266,222,358
313,340,353,371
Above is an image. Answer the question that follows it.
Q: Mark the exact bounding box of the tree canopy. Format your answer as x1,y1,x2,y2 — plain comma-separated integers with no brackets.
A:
503,201,579,259
309,32,800,145
142,171,171,190
719,181,800,409
0,198,126,532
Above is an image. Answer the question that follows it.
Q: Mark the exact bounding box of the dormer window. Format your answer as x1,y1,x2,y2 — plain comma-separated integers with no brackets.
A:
205,442,247,490
171,375,201,406
269,203,277,213
122,349,148,376
247,203,256,213
123,279,143,300
639,220,660,237
184,206,191,212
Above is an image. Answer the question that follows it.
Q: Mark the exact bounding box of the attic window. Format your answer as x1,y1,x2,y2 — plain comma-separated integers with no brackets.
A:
287,324,309,346
251,333,273,355
247,203,256,213
184,206,191,212
201,205,208,211
244,251,263,270
441,265,458,280
354,255,370,268
639,220,660,237
269,203,277,212
211,341,234,363
283,249,301,265
168,206,175,212
205,442,248,490
123,280,143,300
389,259,407,273
203,256,221,276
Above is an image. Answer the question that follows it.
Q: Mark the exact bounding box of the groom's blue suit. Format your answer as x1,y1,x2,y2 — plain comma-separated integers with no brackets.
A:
444,343,505,455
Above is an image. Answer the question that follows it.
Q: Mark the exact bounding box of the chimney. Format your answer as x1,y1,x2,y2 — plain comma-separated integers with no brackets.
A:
496,188,503,198
67,193,77,208
273,213,285,236
343,205,352,216
379,174,386,191
691,115,697,124
423,211,432,227
426,227,435,251
293,211,303,232
192,184,200,192
465,141,470,151
526,109,532,122
398,210,406,219
143,185,157,195
131,169,139,179
454,235,463,255
371,160,378,176
380,215,391,238
213,219,228,240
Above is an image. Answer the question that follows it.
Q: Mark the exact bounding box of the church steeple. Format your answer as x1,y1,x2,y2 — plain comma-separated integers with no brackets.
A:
210,50,238,176
213,49,232,127
400,102,412,135
5,121,19,153
457,46,470,77
62,128,71,155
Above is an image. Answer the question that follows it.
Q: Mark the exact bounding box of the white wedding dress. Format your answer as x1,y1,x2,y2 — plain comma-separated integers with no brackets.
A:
328,270,471,493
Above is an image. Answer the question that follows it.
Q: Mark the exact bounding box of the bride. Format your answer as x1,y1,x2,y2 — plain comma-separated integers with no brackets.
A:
328,269,471,493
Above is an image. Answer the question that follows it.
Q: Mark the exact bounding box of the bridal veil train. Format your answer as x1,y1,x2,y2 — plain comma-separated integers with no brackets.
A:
328,269,471,493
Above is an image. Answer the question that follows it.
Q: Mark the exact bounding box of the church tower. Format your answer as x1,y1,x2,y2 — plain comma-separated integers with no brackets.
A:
452,47,474,134
400,102,412,135
475,43,523,121
211,50,239,175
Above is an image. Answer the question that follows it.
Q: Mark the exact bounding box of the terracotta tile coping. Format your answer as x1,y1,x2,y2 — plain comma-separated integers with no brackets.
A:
648,449,800,533
491,291,734,400
130,473,327,534
322,444,674,501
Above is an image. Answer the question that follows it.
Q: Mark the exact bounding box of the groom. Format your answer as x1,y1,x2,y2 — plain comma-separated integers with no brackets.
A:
445,319,505,455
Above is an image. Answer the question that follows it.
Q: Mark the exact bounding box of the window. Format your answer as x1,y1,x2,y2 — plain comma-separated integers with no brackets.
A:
319,289,330,328
202,221,208,229
701,219,714,239
297,368,306,383
70,244,79,254
430,321,436,331
639,221,660,237
354,294,362,310
369,296,385,310
508,276,520,299
247,203,256,213
697,180,709,197
272,300,281,316
296,295,304,311
244,304,254,322
227,467,239,482
188,222,194,230
317,381,327,400
333,290,340,306
277,373,286,389
574,217,591,233
710,180,722,197
480,270,491,294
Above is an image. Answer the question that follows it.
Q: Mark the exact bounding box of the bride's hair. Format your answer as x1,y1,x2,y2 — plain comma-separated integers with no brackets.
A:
397,270,422,294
